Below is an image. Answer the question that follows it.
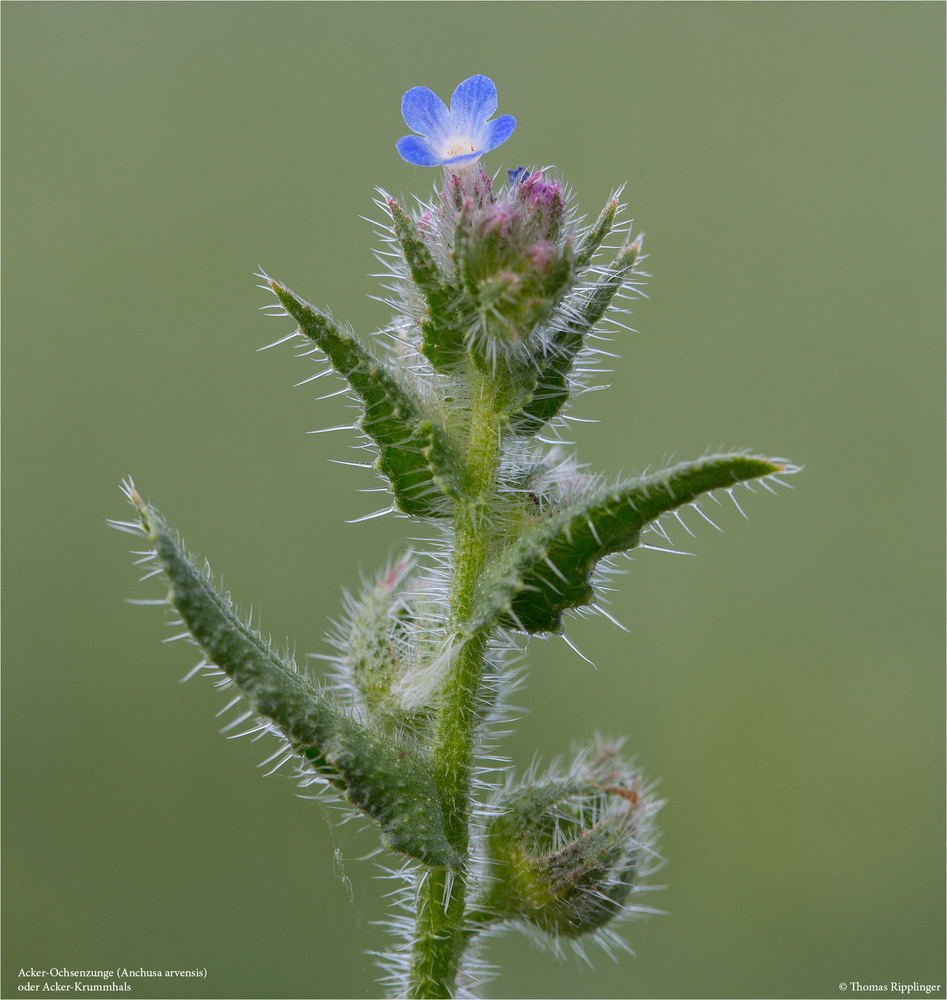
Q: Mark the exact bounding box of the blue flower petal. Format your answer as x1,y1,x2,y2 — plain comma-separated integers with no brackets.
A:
401,86,451,144
450,75,498,139
480,114,517,154
396,75,515,167
396,135,444,167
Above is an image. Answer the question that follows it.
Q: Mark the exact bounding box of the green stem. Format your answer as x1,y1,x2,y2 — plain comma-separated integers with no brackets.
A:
407,366,503,998
407,868,469,998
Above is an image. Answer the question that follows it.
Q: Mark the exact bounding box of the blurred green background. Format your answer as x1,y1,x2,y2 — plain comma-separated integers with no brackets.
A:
3,4,943,998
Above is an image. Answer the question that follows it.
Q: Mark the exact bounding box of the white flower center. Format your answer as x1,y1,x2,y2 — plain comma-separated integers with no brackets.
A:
446,137,476,158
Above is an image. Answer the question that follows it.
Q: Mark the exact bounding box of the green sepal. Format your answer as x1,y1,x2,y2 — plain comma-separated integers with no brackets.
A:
510,242,640,437
270,279,460,517
474,454,788,633
128,489,463,869
387,197,467,371
574,196,619,271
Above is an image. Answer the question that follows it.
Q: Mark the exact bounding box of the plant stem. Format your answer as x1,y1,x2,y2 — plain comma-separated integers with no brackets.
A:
407,864,470,998
407,366,503,998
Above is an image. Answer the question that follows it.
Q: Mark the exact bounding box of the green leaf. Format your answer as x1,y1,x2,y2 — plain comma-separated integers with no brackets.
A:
387,197,468,371
473,454,791,633
270,279,460,517
125,487,463,869
510,243,641,437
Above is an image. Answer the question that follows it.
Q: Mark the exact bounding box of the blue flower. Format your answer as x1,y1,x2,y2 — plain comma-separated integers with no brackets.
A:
396,75,516,168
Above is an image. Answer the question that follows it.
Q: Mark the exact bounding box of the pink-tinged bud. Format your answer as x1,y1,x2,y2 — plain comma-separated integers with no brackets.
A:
444,168,495,212
450,169,574,347
516,171,565,242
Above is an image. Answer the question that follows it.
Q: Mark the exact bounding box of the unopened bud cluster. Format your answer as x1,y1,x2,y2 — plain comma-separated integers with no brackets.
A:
451,169,572,346
478,743,660,939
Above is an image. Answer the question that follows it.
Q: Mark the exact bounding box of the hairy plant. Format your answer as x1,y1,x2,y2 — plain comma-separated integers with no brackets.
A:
112,75,798,998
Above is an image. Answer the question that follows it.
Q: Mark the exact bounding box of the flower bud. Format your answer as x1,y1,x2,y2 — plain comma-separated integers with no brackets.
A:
515,170,566,243
340,559,440,736
452,170,574,349
479,743,660,939
344,561,410,715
